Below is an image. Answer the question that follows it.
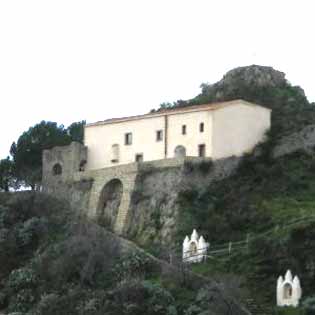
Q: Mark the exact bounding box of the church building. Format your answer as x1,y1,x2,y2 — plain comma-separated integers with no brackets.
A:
84,99,271,170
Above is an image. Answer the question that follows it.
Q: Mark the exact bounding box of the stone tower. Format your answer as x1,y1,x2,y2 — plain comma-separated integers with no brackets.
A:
42,141,87,191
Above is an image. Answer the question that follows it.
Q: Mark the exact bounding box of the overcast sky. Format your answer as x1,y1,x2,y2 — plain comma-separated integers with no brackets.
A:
1,0,315,158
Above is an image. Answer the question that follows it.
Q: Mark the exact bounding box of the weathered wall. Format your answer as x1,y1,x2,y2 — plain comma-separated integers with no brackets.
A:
212,102,271,159
43,150,240,244
42,141,87,186
126,157,240,245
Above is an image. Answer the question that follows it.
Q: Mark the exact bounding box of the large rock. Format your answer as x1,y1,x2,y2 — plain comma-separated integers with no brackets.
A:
222,65,287,88
273,124,315,158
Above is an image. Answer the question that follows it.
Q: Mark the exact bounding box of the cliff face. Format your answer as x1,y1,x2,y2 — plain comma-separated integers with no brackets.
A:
126,157,240,246
52,157,240,246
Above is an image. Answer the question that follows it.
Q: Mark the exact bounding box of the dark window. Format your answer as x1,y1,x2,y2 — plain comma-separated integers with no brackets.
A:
200,123,204,132
198,144,206,157
52,163,62,175
182,125,187,135
135,154,143,162
156,130,163,141
79,160,86,172
125,133,132,145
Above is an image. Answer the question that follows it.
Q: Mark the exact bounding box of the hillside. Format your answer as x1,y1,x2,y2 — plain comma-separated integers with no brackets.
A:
0,193,247,315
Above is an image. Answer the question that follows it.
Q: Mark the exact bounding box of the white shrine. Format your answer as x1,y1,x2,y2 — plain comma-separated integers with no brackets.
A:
277,270,302,307
183,229,209,263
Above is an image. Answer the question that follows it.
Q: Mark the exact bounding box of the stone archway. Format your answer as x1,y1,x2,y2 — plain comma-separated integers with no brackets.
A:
97,179,123,230
174,145,186,158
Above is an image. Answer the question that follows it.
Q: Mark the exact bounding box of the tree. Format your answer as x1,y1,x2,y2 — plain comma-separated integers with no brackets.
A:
0,157,15,192
10,121,71,189
67,120,86,143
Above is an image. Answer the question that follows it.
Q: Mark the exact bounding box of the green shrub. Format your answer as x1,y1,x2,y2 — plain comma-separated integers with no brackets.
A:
17,217,48,247
302,296,315,315
197,159,213,173
7,288,36,313
8,267,38,292
105,280,178,315
274,306,305,315
113,252,153,283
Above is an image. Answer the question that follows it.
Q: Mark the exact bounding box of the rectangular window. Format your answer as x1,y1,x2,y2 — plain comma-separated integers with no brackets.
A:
182,125,187,135
198,144,206,157
200,123,204,133
156,130,163,141
135,154,143,162
125,133,132,145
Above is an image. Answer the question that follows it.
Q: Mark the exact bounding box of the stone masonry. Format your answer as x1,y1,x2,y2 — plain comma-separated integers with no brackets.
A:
42,142,229,235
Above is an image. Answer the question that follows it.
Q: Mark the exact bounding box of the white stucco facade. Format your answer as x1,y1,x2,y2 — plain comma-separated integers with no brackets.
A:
84,100,271,170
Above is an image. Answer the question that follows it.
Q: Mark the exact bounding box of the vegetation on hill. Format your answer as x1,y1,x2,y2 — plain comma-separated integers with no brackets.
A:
0,193,245,315
176,145,315,303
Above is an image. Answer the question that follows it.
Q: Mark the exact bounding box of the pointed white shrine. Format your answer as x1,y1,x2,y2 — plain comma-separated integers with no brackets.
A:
277,270,302,307
182,229,209,263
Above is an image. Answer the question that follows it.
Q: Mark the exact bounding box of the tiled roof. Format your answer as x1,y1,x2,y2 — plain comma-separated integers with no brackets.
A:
86,99,268,127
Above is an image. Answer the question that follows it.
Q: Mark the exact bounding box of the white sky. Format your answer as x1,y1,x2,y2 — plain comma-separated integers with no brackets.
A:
1,0,315,158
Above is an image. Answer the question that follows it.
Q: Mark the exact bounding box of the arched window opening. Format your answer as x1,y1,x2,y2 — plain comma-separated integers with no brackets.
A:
111,144,120,163
283,283,293,299
52,163,62,176
79,160,86,172
174,145,186,158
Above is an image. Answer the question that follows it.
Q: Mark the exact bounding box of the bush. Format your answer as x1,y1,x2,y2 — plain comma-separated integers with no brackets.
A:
7,288,36,313
8,267,38,292
105,280,178,315
113,252,153,283
303,297,315,315
197,160,213,173
274,306,305,315
16,217,48,247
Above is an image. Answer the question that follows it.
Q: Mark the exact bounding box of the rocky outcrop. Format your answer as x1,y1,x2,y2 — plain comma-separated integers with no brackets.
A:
273,124,315,158
204,65,288,100
197,65,308,111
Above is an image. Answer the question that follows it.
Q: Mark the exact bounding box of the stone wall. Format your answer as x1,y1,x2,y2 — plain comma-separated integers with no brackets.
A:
42,141,87,189
126,156,240,245
42,143,240,242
